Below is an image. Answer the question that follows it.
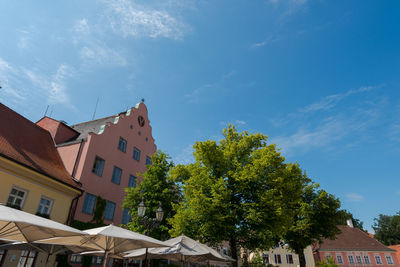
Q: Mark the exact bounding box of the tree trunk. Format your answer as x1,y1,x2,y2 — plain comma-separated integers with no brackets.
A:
298,250,306,267
230,238,238,267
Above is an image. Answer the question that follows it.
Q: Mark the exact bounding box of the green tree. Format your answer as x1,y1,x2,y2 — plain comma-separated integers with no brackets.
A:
316,258,339,267
338,210,364,230
169,125,309,267
283,184,342,267
373,212,400,245
123,151,180,240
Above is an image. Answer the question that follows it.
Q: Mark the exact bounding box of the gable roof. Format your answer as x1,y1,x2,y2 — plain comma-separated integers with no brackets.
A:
69,115,117,141
0,103,81,190
315,226,394,252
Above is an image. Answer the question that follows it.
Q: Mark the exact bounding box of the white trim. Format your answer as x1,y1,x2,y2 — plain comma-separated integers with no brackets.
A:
7,185,29,209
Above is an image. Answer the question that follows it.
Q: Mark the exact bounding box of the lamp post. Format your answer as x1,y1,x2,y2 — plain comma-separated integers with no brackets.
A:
137,197,164,267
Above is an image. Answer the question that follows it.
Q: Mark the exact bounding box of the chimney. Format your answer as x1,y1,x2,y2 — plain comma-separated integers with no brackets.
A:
346,219,354,228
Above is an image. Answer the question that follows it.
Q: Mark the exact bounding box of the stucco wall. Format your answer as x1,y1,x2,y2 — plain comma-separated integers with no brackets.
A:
316,251,399,267
57,142,82,175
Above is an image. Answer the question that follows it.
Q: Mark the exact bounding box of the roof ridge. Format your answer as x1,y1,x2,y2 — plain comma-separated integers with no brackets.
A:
71,114,118,127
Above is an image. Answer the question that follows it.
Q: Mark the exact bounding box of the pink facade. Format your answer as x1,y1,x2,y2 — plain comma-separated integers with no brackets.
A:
316,251,399,267
38,103,156,225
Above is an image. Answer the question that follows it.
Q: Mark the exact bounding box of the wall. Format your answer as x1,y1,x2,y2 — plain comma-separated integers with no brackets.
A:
316,250,400,267
250,245,315,267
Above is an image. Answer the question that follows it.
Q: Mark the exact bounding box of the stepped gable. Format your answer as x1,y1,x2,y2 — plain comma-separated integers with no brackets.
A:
316,225,395,252
0,103,80,189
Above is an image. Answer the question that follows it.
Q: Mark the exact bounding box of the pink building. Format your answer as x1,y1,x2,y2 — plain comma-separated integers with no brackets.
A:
37,102,156,225
313,225,399,267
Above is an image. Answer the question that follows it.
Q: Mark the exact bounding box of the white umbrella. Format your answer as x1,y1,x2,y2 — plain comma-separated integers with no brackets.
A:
0,204,84,242
38,224,169,267
124,235,234,264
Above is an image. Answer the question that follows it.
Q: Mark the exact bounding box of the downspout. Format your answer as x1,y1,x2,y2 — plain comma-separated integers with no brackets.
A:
67,139,85,225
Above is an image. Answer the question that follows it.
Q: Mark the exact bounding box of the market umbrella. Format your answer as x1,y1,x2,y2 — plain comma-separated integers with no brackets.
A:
0,204,84,242
38,224,169,267
124,235,234,265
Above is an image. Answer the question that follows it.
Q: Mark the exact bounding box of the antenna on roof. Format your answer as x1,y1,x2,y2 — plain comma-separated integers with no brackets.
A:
92,97,100,120
44,105,50,117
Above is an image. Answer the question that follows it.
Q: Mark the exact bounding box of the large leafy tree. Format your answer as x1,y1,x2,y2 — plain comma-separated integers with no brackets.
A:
339,210,364,230
284,184,342,267
168,125,309,267
373,212,400,246
123,151,180,240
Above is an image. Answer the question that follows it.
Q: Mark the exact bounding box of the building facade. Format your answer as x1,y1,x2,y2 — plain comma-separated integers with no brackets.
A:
313,225,399,267
0,103,82,267
37,102,156,226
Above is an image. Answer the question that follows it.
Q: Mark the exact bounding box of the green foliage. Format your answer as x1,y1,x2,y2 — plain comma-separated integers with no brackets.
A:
373,212,400,245
123,151,180,240
284,184,342,267
250,252,266,267
168,125,310,265
92,196,106,225
316,258,339,267
338,210,365,230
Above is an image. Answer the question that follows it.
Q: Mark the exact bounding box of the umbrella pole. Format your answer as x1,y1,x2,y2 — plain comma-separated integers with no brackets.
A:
103,250,109,267
144,248,148,267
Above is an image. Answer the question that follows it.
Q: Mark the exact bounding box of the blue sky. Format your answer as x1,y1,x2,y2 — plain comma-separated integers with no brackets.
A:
1,0,399,232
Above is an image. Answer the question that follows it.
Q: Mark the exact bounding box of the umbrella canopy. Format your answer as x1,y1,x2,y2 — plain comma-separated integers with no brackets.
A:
38,224,168,267
124,235,234,263
0,204,85,242
0,240,87,255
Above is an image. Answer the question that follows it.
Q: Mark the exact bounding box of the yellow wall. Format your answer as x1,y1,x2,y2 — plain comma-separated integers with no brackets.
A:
0,156,81,224
249,245,315,267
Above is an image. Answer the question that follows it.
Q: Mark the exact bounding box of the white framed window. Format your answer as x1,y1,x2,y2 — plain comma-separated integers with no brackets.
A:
337,255,343,264
263,254,270,264
356,255,362,264
348,255,355,264
375,255,382,265
70,254,82,263
274,254,282,264
7,187,28,209
36,196,53,216
286,254,294,264
386,256,394,265
17,250,37,267
364,256,371,264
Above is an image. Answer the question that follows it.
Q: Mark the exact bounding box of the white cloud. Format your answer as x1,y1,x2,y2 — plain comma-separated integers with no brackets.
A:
235,120,246,125
251,35,281,48
300,85,381,113
346,193,364,202
104,0,187,40
175,144,194,165
0,58,25,100
80,45,127,66
74,19,90,34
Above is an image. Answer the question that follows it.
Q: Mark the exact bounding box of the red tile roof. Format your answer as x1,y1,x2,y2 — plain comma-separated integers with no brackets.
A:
315,226,394,252
0,103,81,190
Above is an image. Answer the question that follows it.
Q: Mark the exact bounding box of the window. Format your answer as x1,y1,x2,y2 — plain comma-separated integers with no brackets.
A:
104,201,116,221
17,250,37,267
146,156,152,165
36,196,53,216
128,175,136,188
92,256,103,265
263,254,270,264
82,193,96,215
133,147,141,161
348,255,355,264
70,254,82,263
356,256,362,264
118,137,127,152
274,254,282,264
375,256,382,265
286,254,294,264
122,208,131,224
337,255,343,264
386,256,394,265
92,156,105,176
364,256,371,264
111,166,122,185
7,187,28,209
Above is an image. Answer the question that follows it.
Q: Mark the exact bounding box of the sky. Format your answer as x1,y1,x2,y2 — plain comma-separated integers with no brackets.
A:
1,0,400,232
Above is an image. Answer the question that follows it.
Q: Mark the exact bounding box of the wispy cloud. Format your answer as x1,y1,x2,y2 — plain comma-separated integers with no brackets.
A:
186,71,236,103
0,58,25,101
270,85,385,156
104,0,187,40
175,143,194,165
251,35,281,48
235,120,246,125
346,193,364,202
74,19,90,35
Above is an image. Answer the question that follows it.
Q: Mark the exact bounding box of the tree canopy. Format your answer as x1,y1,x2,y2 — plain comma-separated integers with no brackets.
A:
168,125,315,266
123,151,180,240
373,212,400,246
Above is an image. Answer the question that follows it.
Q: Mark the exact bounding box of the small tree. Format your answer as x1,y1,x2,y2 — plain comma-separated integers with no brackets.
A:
284,184,343,267
373,212,400,245
123,151,180,240
316,258,339,267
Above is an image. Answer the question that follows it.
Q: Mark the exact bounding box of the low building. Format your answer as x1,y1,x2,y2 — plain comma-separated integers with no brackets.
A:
0,103,82,267
313,224,399,267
